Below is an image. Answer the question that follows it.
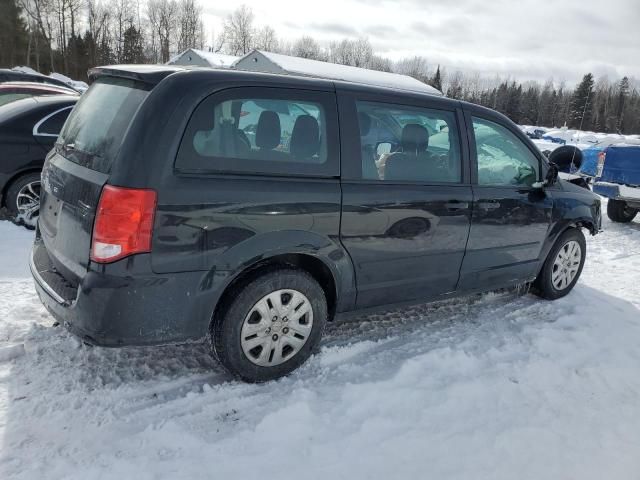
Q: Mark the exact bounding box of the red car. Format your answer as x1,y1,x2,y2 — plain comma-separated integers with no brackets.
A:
0,82,79,107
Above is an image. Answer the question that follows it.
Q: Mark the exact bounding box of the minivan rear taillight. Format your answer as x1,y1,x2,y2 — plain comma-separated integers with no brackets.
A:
596,151,606,178
91,185,157,263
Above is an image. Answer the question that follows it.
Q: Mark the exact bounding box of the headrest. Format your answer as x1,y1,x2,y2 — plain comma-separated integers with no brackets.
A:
401,124,429,154
256,111,281,150
358,112,371,136
290,115,320,160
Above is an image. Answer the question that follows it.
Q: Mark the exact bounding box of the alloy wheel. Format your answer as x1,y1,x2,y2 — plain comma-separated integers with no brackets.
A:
15,180,41,227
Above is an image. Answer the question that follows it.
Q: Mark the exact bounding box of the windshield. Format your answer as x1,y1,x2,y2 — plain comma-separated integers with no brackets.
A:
57,76,150,173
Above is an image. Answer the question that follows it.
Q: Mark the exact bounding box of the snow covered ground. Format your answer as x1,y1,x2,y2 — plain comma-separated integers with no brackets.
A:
1,205,640,480
520,125,640,154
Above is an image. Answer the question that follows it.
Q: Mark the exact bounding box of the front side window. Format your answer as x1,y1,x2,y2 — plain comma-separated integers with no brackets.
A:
356,100,461,183
472,117,540,187
176,89,336,176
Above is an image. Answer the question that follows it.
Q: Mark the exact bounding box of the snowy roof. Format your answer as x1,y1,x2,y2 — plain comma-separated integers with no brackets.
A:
233,50,442,96
10,66,88,91
48,72,89,91
167,49,239,68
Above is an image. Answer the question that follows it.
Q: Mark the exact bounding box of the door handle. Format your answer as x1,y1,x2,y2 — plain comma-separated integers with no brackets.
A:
477,201,500,210
444,201,469,211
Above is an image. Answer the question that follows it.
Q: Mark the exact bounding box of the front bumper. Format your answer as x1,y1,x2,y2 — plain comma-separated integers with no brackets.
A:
30,240,225,346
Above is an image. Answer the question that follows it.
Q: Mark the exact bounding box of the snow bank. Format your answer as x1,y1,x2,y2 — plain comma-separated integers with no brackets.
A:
525,125,640,154
0,209,639,479
0,220,34,279
0,344,25,362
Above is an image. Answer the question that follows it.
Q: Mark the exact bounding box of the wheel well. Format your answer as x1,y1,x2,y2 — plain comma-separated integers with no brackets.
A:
571,220,597,235
213,254,338,328
1,168,41,207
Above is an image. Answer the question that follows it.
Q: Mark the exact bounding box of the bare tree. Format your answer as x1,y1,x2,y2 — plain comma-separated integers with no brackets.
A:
328,38,372,67
395,56,430,82
292,35,322,60
223,5,254,55
444,70,464,99
351,37,372,67
147,0,178,62
254,25,278,52
113,0,136,62
19,0,56,70
208,25,225,52
177,0,202,51
87,0,110,65
368,55,392,72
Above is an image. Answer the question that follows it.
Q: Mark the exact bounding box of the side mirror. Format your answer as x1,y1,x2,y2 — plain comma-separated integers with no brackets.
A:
546,163,559,185
532,163,558,189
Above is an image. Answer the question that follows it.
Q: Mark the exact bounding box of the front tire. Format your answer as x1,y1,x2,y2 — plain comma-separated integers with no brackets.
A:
607,199,638,223
212,268,327,382
6,172,41,229
533,228,586,300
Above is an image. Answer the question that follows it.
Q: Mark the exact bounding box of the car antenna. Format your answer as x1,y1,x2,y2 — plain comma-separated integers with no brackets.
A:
570,86,592,171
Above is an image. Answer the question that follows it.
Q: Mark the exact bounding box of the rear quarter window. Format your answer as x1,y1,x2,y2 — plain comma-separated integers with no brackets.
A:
37,108,72,135
57,77,150,173
175,88,339,177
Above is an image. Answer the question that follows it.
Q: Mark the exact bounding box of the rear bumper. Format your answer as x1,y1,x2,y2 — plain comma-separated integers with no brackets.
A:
593,182,640,205
30,241,227,346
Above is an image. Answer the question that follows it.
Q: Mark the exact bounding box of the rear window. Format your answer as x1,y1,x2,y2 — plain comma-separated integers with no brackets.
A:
57,77,149,173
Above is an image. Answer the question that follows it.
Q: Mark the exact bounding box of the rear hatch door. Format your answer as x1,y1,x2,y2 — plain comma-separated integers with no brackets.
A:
39,77,150,282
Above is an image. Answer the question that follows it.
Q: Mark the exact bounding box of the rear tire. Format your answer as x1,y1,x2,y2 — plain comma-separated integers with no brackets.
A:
533,228,586,300
211,268,327,383
607,199,638,223
6,172,41,229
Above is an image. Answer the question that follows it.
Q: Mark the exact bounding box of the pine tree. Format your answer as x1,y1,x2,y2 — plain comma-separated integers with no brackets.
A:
615,76,630,133
537,81,554,126
505,83,522,123
494,81,509,113
122,26,146,64
521,85,539,124
429,65,442,92
446,72,463,99
568,73,594,129
0,0,29,67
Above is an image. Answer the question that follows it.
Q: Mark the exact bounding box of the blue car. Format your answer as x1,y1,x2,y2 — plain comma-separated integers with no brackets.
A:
542,135,567,145
591,145,640,223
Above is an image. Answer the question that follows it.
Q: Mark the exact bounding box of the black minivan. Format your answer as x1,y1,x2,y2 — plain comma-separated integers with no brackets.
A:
31,65,601,382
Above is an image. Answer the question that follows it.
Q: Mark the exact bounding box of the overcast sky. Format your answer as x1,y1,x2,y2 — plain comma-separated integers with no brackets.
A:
202,0,640,85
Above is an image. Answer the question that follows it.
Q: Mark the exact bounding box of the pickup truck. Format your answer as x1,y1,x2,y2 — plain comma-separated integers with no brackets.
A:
589,145,640,223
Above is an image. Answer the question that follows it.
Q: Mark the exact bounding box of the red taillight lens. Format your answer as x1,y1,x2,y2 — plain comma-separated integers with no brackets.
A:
91,185,157,263
596,151,606,178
